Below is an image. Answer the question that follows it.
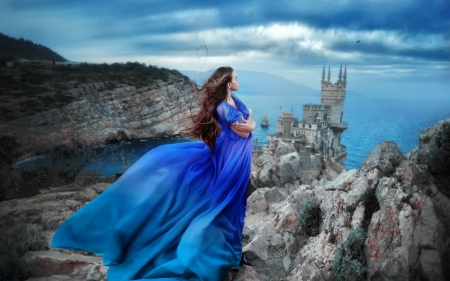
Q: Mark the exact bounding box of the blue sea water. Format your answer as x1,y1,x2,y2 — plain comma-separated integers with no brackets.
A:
19,95,449,176
237,94,450,170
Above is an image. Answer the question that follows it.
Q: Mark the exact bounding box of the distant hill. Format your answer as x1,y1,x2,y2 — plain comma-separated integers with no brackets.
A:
0,32,67,62
182,69,320,98
182,69,367,99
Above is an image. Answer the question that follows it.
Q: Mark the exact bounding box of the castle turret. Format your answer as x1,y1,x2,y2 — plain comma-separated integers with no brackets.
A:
322,65,325,83
327,66,331,83
344,65,347,85
338,64,342,82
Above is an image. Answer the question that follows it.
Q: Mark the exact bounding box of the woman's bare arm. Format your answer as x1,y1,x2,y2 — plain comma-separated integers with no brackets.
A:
230,125,250,138
230,108,255,138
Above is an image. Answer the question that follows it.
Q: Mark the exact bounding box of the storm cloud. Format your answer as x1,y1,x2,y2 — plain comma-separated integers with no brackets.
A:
1,0,449,98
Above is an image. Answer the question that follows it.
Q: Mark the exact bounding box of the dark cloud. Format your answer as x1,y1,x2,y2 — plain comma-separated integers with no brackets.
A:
8,0,449,35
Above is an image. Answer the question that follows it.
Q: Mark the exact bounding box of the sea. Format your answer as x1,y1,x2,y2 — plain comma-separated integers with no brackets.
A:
13,95,450,176
238,94,450,170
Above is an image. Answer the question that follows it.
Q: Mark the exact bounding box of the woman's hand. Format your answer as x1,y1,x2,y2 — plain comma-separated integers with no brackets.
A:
232,117,256,133
230,109,255,138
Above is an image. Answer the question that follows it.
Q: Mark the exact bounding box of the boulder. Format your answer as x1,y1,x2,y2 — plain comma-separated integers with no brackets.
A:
274,141,297,157
362,141,406,176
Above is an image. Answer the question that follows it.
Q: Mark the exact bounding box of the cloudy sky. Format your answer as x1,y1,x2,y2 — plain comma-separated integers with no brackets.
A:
1,0,449,99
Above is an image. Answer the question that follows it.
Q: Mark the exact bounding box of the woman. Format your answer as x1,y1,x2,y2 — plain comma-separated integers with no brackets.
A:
52,66,256,280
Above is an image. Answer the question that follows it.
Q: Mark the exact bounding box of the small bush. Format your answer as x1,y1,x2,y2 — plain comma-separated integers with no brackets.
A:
332,229,367,281
0,223,48,280
298,200,321,236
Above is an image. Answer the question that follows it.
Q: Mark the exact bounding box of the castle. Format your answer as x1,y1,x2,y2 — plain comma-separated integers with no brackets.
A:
268,65,348,167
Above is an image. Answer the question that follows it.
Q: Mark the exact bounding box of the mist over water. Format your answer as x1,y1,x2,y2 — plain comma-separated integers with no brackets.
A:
238,94,450,170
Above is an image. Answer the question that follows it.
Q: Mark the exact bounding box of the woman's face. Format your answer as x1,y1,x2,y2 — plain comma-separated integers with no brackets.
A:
228,71,239,91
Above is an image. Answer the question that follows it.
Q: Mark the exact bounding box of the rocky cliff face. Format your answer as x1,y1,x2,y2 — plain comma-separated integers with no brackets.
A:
1,73,197,154
0,119,449,280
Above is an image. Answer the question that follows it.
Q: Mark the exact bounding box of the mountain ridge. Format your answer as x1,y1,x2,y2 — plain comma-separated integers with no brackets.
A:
0,32,67,62
182,69,367,99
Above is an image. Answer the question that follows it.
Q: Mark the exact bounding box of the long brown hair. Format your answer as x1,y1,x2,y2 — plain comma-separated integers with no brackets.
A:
186,66,234,152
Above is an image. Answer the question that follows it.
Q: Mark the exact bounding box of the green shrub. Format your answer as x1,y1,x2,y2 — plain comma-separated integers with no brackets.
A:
0,223,48,280
298,200,321,236
332,229,367,281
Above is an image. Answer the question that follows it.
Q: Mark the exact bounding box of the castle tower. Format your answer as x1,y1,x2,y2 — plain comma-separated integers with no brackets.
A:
320,65,348,160
321,65,347,117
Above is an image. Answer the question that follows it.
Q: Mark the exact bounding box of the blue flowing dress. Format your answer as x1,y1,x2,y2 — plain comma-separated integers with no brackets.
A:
52,93,253,281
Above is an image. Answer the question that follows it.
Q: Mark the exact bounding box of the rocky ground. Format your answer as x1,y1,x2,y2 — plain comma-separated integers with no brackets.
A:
0,118,449,280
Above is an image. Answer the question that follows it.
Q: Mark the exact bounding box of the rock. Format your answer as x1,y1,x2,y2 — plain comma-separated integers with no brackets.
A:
274,141,297,157
412,196,447,252
264,186,288,204
419,249,443,281
2,76,197,153
407,117,450,171
362,141,406,176
0,182,109,230
247,188,270,215
394,160,431,187
234,265,264,281
367,183,448,280
315,169,369,244
278,152,306,186
243,234,269,263
270,234,285,250
21,249,106,280
252,151,310,189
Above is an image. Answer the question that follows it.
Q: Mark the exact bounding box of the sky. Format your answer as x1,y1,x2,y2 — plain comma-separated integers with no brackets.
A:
1,0,449,99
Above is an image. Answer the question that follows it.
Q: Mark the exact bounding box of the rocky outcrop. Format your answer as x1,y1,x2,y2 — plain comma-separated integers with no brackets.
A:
362,141,406,177
0,182,109,231
251,142,313,189
1,77,196,153
1,120,449,280
242,139,449,280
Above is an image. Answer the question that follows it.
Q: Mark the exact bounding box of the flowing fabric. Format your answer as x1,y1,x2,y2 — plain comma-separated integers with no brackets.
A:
52,93,253,281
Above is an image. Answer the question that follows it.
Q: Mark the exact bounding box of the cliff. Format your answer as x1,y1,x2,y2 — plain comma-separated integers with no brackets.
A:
0,62,197,155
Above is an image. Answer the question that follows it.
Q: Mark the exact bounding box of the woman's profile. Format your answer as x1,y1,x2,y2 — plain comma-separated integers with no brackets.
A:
52,66,256,280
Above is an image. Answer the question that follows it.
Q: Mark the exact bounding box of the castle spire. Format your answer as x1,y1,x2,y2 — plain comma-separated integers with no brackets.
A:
291,106,294,115
338,64,342,82
279,106,282,117
322,65,325,83
327,66,331,83
344,65,347,85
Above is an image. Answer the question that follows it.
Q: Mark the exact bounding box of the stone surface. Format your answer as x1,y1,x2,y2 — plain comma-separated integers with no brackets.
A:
22,249,106,280
2,77,196,154
274,141,297,157
0,183,109,230
362,141,406,176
